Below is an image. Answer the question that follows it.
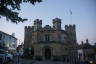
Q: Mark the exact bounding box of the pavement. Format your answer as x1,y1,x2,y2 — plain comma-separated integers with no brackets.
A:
12,57,35,64
33,61,70,64
9,57,70,64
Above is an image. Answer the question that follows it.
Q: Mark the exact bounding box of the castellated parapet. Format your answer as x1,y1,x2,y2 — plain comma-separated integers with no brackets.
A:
65,24,76,44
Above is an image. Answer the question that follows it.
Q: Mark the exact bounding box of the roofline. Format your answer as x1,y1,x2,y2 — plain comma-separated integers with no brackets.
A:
0,30,17,40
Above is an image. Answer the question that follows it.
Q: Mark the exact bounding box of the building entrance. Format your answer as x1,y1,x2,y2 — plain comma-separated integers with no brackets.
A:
44,47,51,60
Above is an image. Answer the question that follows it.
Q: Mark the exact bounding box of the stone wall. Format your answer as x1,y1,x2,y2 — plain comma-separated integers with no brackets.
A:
31,43,69,60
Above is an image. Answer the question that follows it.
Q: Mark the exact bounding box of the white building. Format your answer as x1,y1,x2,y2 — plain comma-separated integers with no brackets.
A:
0,31,17,52
78,49,84,61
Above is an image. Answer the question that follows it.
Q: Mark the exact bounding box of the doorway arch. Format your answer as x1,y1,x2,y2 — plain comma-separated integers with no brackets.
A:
43,46,51,60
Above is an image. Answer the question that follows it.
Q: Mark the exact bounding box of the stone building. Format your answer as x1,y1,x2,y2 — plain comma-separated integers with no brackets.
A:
24,18,78,62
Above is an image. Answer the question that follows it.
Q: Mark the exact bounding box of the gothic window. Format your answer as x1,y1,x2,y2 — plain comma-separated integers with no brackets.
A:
0,34,2,40
45,34,50,41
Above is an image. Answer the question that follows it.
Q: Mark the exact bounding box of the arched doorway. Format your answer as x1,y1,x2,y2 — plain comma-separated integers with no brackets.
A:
44,46,51,60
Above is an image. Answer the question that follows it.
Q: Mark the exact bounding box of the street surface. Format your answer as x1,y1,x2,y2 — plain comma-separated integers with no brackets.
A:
7,57,70,64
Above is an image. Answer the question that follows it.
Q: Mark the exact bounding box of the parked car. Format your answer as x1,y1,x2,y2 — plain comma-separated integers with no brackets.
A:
0,49,7,64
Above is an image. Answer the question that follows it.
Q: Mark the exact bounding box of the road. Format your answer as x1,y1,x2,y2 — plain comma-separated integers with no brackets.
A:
8,57,70,64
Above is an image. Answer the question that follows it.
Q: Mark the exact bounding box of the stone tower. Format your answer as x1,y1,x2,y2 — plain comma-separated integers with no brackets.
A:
34,19,42,31
53,18,61,30
65,24,76,43
24,26,33,48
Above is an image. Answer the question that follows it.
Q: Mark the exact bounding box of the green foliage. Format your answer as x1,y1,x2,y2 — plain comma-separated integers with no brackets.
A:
0,0,42,23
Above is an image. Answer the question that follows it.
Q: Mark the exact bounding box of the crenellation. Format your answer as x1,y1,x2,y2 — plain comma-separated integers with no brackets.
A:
65,25,68,30
34,19,42,25
64,24,76,43
73,24,76,30
53,18,61,30
53,18,61,24
34,19,42,31
25,26,27,29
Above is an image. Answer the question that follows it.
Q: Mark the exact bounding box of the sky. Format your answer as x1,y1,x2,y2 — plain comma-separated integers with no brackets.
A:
0,0,96,45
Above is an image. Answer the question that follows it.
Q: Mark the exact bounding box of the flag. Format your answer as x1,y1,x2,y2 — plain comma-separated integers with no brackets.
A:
69,10,72,15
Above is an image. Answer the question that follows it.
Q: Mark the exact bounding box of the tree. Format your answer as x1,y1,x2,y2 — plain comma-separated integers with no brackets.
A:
0,0,42,24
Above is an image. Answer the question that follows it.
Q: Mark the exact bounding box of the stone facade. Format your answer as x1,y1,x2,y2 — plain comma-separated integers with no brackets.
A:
24,18,78,62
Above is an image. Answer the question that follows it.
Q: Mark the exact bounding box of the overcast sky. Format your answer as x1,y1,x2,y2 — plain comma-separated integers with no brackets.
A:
0,0,96,45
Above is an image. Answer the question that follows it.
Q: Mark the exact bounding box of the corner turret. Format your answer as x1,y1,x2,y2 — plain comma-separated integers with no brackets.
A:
34,19,42,31
53,18,61,30
65,24,76,43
